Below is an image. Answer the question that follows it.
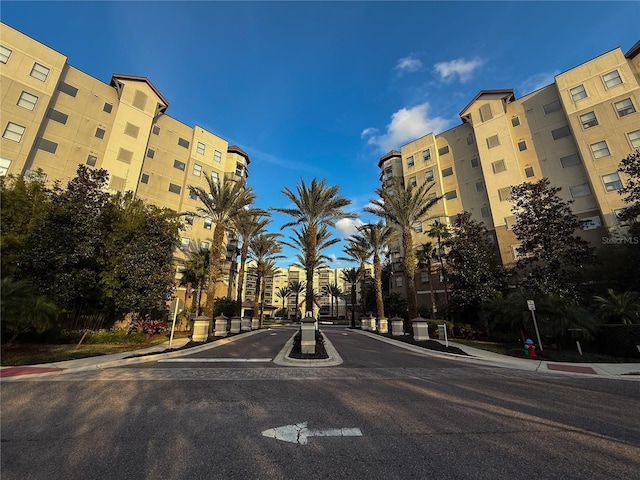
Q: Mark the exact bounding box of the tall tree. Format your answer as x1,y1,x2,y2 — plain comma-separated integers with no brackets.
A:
416,242,438,317
258,258,280,323
288,280,306,321
617,150,640,225
427,219,451,312
328,283,343,319
510,178,596,300
276,286,291,317
231,210,270,316
187,177,256,317
249,232,283,326
341,239,370,317
181,246,210,316
443,212,506,317
365,178,443,319
272,178,356,314
342,267,359,328
593,289,640,325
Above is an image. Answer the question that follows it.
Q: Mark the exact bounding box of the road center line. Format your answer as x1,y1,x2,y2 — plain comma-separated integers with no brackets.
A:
157,358,272,363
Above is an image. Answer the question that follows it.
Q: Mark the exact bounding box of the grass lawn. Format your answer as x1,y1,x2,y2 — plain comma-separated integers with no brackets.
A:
0,334,190,366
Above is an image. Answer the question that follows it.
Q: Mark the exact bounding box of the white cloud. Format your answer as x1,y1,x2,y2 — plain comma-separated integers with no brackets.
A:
362,103,451,153
519,71,560,95
360,127,379,138
395,55,423,74
335,218,363,239
434,57,484,83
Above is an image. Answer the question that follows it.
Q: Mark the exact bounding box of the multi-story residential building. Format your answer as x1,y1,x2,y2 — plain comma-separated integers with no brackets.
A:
379,41,640,308
0,22,251,302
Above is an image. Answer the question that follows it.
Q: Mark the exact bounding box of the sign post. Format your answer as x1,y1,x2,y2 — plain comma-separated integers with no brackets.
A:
527,300,543,352
169,298,184,348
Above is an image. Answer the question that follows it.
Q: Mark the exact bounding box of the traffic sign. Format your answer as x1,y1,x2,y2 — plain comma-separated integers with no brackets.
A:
527,300,536,311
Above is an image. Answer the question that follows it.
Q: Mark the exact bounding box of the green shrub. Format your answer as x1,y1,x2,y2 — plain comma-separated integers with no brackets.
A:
595,324,640,358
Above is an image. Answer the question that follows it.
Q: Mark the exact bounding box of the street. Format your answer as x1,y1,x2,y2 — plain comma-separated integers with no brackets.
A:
1,326,639,480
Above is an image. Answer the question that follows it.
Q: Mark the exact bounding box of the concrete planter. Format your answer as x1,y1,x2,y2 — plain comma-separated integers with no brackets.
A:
192,316,210,342
229,316,241,334
300,316,316,354
390,316,404,336
241,317,252,331
214,314,228,337
412,316,430,341
360,316,369,331
378,316,388,334
251,317,260,330
368,315,377,332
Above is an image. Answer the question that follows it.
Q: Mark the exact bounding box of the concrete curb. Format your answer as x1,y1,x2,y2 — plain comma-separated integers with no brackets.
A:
273,330,343,367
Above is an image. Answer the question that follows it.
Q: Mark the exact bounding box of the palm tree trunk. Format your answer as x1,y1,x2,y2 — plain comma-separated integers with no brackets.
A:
305,224,317,315
373,256,384,319
235,243,249,316
428,259,437,318
205,223,226,319
403,229,418,321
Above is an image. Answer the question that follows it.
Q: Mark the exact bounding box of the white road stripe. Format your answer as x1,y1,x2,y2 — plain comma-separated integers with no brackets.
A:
157,358,272,363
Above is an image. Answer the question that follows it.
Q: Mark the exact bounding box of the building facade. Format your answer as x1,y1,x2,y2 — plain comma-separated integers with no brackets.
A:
379,41,640,307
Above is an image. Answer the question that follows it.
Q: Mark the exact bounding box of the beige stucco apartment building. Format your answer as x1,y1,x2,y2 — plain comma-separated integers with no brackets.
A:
379,41,640,305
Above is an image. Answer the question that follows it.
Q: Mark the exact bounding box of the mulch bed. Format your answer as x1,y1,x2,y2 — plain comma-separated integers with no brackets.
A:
288,331,329,360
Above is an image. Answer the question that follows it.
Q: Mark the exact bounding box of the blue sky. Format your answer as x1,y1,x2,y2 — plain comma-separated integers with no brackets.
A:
2,1,639,268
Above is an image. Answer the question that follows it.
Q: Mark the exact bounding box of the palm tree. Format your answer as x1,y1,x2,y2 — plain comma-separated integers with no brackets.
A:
428,219,451,313
328,282,343,319
232,210,270,316
288,280,306,321
272,178,356,315
342,267,359,328
354,222,398,320
276,286,291,317
416,242,437,318
593,289,640,325
187,176,256,318
341,239,370,317
364,178,443,319
181,245,210,316
258,258,280,325
249,232,283,326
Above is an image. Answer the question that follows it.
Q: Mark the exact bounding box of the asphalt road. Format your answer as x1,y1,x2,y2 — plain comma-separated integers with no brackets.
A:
2,326,639,480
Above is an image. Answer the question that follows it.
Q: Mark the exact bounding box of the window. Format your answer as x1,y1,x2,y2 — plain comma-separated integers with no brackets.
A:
133,90,147,110
3,122,26,142
580,111,598,129
543,100,562,114
168,183,182,194
196,141,206,155
193,164,202,176
614,98,636,117
35,137,58,154
103,103,113,114
479,104,493,122
140,174,149,184
441,167,453,177
444,190,457,200
86,155,97,166
46,108,68,125
560,153,581,167
0,45,12,64
95,127,105,139
590,141,610,159
511,116,520,127
486,135,500,149
185,215,194,226
438,145,450,155
481,206,490,218
146,149,155,159
204,218,212,230
409,176,417,187
17,91,38,111
407,156,414,167
423,149,431,162
570,84,587,102
580,215,602,230
511,245,523,261
30,63,50,82
200,241,210,250
180,238,191,251
152,125,160,135
428,192,438,201
58,82,78,97
0,158,11,176
525,167,535,178
470,157,479,168
475,181,484,192
124,122,140,138
518,140,527,151
491,159,506,174
505,216,517,231
570,183,591,198
178,137,190,149
466,135,474,145
188,190,197,200
602,173,622,192
117,148,133,164
498,187,512,201
211,171,219,184
395,276,403,288
425,170,434,182
420,272,429,284
602,70,622,89
414,221,422,233
384,168,392,180
173,159,186,171
627,129,640,149
214,150,222,162
552,125,571,140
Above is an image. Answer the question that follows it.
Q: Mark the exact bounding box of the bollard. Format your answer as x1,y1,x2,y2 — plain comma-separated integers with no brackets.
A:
300,315,317,354
214,314,228,337
378,316,388,334
230,316,241,334
412,317,430,341
192,315,210,342
390,316,404,336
